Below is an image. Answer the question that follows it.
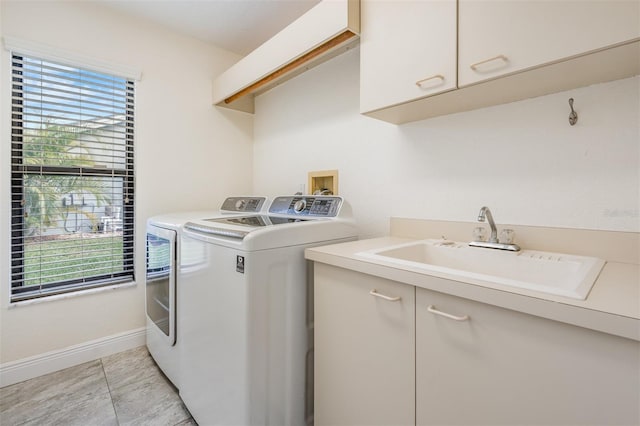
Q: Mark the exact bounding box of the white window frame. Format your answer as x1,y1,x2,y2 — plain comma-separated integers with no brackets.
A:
8,45,137,302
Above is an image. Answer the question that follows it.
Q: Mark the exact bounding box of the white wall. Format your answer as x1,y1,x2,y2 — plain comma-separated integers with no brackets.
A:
1,0,638,371
254,47,640,238
0,1,253,363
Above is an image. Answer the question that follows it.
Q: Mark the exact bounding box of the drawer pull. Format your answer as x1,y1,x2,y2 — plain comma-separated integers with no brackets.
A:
369,289,401,302
427,305,469,322
470,54,508,71
415,74,445,88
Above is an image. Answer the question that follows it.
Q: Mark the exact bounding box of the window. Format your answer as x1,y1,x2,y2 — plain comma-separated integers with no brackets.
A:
10,53,135,302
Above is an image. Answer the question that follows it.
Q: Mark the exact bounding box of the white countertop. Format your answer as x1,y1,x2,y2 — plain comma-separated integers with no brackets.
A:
306,237,640,341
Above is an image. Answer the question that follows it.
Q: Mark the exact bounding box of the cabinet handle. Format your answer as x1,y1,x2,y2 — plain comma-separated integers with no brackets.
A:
470,54,508,71
427,305,469,322
415,74,445,88
369,289,401,302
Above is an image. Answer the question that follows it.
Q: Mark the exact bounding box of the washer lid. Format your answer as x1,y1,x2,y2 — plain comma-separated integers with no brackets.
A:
184,215,313,239
206,215,309,227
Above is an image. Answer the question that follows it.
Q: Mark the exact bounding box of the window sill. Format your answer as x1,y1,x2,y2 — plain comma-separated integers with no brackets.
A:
8,281,137,309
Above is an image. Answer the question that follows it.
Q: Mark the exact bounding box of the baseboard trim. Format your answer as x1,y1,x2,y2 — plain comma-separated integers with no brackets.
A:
0,327,146,388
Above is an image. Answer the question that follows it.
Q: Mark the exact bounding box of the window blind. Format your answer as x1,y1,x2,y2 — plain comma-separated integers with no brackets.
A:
10,53,135,302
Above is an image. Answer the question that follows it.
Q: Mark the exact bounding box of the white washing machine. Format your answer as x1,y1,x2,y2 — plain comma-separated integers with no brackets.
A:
145,197,268,388
179,195,357,426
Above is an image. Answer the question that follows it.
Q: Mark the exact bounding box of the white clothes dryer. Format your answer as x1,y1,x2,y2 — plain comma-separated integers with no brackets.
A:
145,197,268,388
179,196,357,426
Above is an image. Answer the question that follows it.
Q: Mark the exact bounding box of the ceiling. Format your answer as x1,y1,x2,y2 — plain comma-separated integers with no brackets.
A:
95,0,321,56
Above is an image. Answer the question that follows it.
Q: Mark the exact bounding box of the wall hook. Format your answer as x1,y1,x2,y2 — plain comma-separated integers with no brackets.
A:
568,98,578,126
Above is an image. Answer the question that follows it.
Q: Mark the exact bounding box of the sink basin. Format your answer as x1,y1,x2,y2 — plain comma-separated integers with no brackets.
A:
357,239,606,300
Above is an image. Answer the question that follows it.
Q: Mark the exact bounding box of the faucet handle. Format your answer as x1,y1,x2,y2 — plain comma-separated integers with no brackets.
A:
473,226,487,242
500,229,515,244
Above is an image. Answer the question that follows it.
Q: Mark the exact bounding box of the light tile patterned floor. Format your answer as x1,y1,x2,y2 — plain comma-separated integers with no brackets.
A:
0,346,195,426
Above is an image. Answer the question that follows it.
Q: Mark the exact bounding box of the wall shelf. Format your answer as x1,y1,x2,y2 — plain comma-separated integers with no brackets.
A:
213,0,360,114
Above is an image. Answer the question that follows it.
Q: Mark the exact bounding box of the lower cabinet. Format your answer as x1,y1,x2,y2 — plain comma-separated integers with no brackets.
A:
416,287,640,425
314,263,415,426
314,263,640,426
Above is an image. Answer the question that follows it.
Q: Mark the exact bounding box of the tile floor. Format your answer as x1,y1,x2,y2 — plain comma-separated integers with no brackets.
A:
0,346,195,426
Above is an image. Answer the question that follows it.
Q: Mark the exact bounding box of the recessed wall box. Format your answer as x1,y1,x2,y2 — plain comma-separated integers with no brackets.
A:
308,170,339,195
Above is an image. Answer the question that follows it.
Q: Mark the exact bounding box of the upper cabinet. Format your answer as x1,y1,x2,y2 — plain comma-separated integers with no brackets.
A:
360,0,457,113
361,0,640,124
213,0,360,114
458,0,640,86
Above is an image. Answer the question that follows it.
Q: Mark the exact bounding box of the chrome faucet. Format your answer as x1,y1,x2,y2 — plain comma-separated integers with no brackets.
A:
469,206,520,252
478,206,498,243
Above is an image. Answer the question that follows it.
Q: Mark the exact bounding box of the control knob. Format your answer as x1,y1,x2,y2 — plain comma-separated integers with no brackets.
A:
293,199,307,213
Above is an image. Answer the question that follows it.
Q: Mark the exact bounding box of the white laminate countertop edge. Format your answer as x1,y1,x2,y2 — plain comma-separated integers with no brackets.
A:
305,237,640,342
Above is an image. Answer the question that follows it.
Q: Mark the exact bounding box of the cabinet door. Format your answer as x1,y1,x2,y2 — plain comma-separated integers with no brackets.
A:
314,264,415,426
360,0,457,113
458,0,640,86
416,287,640,425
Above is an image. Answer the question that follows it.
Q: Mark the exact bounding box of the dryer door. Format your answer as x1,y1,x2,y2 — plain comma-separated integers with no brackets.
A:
146,225,177,345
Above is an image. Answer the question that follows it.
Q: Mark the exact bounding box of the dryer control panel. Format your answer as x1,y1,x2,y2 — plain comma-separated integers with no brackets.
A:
269,196,342,217
220,197,267,213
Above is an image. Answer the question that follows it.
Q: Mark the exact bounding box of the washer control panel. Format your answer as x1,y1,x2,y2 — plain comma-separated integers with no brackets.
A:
220,197,267,213
269,196,342,217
